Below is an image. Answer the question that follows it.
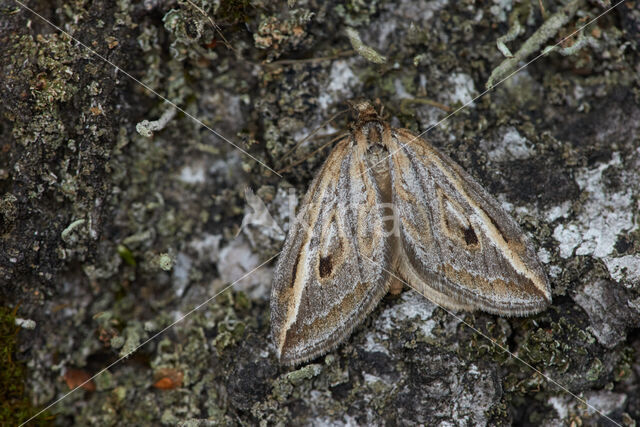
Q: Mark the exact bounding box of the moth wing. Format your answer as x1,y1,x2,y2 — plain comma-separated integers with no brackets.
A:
389,128,551,316
271,137,391,365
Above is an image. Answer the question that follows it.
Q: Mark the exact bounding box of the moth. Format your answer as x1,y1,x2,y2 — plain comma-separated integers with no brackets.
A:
271,101,551,365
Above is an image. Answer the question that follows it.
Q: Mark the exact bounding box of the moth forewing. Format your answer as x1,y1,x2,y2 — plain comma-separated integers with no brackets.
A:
271,101,551,366
270,130,391,366
388,128,551,315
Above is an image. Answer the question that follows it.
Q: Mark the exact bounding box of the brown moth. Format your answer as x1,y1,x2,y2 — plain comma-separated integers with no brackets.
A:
271,101,551,365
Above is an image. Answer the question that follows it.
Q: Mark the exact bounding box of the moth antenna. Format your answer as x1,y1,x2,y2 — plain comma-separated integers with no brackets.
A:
276,132,348,174
276,108,349,171
280,108,349,160
399,97,452,114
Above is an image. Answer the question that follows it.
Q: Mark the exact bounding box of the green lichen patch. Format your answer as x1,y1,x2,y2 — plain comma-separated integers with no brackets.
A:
456,315,513,364
500,313,625,414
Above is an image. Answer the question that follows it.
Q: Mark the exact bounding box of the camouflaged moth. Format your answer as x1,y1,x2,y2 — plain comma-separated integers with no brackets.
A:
271,101,551,365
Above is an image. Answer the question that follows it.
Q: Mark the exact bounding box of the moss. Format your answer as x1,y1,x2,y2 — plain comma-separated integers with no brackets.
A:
0,306,53,425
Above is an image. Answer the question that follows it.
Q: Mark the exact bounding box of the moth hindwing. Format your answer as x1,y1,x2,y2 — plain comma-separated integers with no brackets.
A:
270,101,551,365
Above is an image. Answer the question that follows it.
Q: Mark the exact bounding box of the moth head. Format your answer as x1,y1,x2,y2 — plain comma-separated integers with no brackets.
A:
347,99,385,124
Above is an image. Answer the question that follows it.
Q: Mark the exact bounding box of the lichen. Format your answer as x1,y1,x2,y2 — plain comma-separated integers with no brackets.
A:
486,0,584,89
345,27,387,64
253,9,315,61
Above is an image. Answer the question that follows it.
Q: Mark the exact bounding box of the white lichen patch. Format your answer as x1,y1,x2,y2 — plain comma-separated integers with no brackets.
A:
586,392,627,416
178,164,206,184
553,153,637,262
549,265,563,280
378,292,438,338
217,237,273,300
602,254,640,285
537,247,551,264
316,59,359,110
393,78,412,100
172,252,193,297
188,233,222,263
548,391,627,423
545,200,572,222
373,19,399,50
484,126,534,162
362,292,441,355
446,73,477,106
363,372,389,386
416,104,449,134
547,396,569,420
314,415,361,427
362,333,390,355
15,318,36,329
316,93,333,111
554,223,583,259
324,60,359,100
489,0,513,23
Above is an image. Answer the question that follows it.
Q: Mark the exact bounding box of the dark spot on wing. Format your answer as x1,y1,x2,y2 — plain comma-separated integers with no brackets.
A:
319,255,333,278
463,226,478,246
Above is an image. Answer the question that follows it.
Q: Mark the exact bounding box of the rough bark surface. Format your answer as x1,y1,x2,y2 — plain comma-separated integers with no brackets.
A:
1,0,639,425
